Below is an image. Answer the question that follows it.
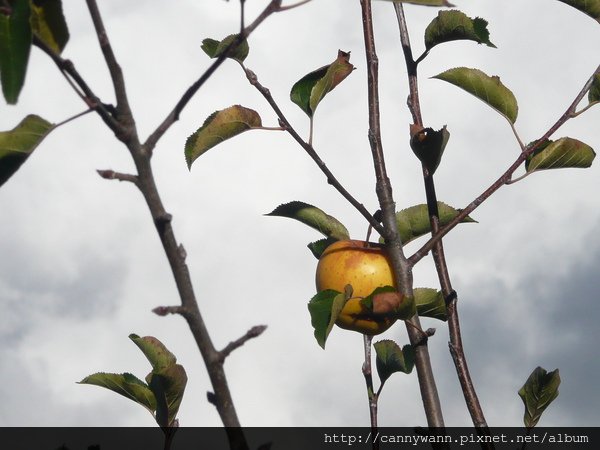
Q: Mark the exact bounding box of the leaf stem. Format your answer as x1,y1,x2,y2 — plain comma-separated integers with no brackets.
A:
54,108,94,129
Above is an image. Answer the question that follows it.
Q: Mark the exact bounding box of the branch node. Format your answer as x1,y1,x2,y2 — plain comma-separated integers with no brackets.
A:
206,391,217,406
178,244,187,261
96,169,139,185
152,305,186,316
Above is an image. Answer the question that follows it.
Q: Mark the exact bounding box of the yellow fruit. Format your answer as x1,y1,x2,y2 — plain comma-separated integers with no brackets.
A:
315,239,401,335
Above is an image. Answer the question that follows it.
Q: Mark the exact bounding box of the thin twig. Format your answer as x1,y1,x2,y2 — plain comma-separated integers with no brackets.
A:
408,64,600,266
54,109,94,129
219,325,268,360
362,335,379,450
96,169,140,185
360,0,444,429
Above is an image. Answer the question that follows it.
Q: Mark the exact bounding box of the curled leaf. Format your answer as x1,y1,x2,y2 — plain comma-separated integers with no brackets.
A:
129,334,177,371
424,10,495,50
433,67,518,123
414,287,447,321
201,34,249,63
0,114,54,187
185,105,261,168
147,364,188,427
526,137,595,173
362,286,416,320
266,201,350,240
0,0,32,103
78,372,157,413
290,50,354,117
518,366,561,428
409,124,450,175
374,340,415,386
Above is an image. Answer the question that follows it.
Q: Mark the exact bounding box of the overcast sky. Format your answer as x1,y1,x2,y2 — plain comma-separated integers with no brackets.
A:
1,0,599,429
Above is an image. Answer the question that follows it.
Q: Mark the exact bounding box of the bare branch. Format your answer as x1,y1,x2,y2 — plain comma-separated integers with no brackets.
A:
96,169,139,185
219,325,268,360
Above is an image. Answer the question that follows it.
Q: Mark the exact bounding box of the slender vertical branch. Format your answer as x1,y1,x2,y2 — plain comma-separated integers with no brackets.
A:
362,335,379,450
359,0,445,428
393,2,490,431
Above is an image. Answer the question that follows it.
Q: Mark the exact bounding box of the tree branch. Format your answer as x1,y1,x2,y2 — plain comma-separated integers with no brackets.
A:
219,325,268,360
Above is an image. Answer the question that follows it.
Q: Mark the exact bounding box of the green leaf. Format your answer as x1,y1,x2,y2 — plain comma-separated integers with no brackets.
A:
518,366,561,428
433,67,518,123
378,0,454,6
557,0,600,22
308,289,347,349
0,0,32,104
588,73,600,104
381,201,476,246
78,372,157,413
31,0,69,54
266,201,350,240
146,364,187,427
0,114,54,187
201,34,249,63
362,286,416,321
374,340,415,386
414,288,447,321
185,105,261,168
525,137,595,173
409,125,450,175
129,334,177,372
290,50,354,117
424,10,495,50
307,237,338,259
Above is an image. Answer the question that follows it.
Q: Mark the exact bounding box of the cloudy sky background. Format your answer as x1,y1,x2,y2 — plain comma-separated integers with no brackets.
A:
1,0,599,428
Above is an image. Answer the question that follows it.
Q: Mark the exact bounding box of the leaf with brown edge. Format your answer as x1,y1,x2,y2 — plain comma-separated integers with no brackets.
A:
290,50,354,117
362,286,416,320
525,137,595,173
424,10,495,50
410,124,450,175
185,105,261,168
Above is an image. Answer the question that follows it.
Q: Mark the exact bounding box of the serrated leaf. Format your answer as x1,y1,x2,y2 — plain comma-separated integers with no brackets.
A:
557,0,600,22
266,201,350,240
414,288,447,321
129,334,177,371
308,289,345,349
0,114,54,187
201,34,249,63
374,340,415,386
526,137,595,173
410,124,450,175
0,0,32,104
147,364,187,427
424,10,495,50
78,372,157,413
31,0,69,54
378,0,454,6
518,366,561,428
381,201,476,246
307,237,338,259
588,73,600,104
185,105,261,168
290,50,354,117
433,67,518,123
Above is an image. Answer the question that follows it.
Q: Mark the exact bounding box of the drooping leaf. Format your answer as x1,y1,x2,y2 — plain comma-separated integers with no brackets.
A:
518,366,561,428
78,372,157,413
588,73,600,104
381,202,476,246
31,0,69,54
290,50,354,117
525,137,595,173
0,114,54,187
414,288,447,321
266,201,350,240
146,364,187,427
424,10,495,50
201,34,249,63
374,340,415,386
361,286,415,321
409,124,450,175
378,0,454,6
307,237,338,259
433,67,518,123
129,334,177,372
0,0,32,104
308,289,346,349
185,105,261,168
557,0,600,22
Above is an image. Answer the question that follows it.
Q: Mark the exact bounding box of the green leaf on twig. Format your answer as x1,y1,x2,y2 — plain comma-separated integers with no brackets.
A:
201,34,249,63
266,201,350,240
0,115,54,188
374,340,415,386
290,50,354,117
129,334,177,371
308,289,348,349
424,10,495,50
185,105,262,168
79,372,157,413
557,0,600,22
0,0,32,104
381,202,476,246
518,366,561,428
433,67,518,123
526,137,595,173
31,0,69,54
414,288,447,321
146,363,188,428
